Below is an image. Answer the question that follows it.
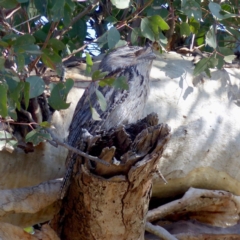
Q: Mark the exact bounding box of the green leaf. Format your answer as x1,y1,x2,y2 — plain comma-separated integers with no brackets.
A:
90,107,101,121
159,32,168,47
218,47,233,56
63,3,72,26
193,56,218,77
23,227,34,234
113,76,128,90
41,53,55,70
96,89,107,111
48,79,74,110
24,82,30,109
149,15,169,31
107,27,120,49
141,18,155,41
225,27,240,39
33,29,47,43
5,77,19,92
25,129,52,146
40,121,51,128
180,22,191,36
14,44,42,55
131,28,141,45
99,77,115,87
105,16,118,25
2,33,18,44
0,40,9,47
0,131,11,140
68,19,87,44
26,76,45,99
48,38,66,51
51,0,65,21
92,70,108,81
14,34,35,46
41,49,62,71
13,35,40,55
208,2,237,20
0,57,5,71
86,52,93,66
65,0,75,10
115,40,127,48
16,54,25,71
196,28,205,46
9,82,24,111
85,65,92,75
17,0,28,3
7,98,17,120
97,32,108,48
206,25,217,49
0,0,18,9
110,0,130,9
0,82,8,117
208,2,224,20
221,13,237,20
0,130,15,151
64,78,74,94
224,55,235,63
216,54,224,70
182,0,202,21
34,0,47,15
189,17,200,34
23,44,42,55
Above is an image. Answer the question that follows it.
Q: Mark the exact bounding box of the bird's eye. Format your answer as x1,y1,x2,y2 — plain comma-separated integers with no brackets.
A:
120,54,134,58
135,49,145,57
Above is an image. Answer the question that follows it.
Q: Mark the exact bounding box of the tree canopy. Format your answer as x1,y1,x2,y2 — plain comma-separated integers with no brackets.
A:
0,0,239,149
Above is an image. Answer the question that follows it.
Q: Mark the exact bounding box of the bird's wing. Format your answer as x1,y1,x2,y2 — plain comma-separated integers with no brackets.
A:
68,71,129,147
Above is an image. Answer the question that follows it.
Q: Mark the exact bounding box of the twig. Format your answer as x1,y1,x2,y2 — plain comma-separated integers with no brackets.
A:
13,14,40,28
29,21,59,72
62,0,150,61
5,6,21,19
58,0,100,39
62,43,88,62
20,108,35,123
126,0,153,23
1,117,109,166
190,34,195,51
145,222,177,240
62,34,102,62
156,169,168,184
46,128,110,166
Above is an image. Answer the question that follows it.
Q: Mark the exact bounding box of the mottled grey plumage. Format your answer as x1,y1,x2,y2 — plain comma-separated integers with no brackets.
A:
60,45,155,198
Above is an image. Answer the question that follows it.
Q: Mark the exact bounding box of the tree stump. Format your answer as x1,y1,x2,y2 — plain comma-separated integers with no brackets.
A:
52,113,170,240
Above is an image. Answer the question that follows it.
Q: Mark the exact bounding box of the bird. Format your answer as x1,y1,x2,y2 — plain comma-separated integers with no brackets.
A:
60,45,156,198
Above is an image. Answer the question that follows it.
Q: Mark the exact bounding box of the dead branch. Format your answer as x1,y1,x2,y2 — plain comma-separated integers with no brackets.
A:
51,113,171,240
145,222,177,240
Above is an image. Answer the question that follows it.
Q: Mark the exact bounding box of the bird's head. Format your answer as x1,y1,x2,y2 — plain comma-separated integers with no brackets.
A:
99,45,156,73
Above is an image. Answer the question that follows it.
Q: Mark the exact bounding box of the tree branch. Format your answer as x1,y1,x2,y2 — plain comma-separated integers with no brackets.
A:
145,222,177,240
28,21,59,72
46,128,110,166
58,0,100,39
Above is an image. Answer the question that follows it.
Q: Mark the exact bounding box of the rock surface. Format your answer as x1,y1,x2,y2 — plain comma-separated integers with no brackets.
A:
1,52,240,227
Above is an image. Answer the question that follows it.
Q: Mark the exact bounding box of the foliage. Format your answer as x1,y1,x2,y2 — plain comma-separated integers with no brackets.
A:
0,0,239,150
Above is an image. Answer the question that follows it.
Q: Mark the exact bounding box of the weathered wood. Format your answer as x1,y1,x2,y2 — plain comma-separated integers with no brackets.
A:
51,113,170,240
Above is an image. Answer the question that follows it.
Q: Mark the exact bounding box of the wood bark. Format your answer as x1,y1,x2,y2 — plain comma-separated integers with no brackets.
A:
51,113,170,240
